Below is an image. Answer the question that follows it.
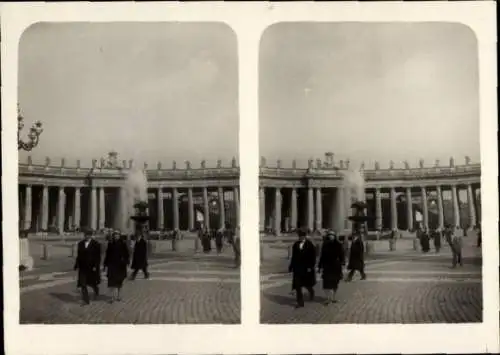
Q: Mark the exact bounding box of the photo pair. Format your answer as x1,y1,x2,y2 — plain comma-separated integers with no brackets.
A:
2,2,498,354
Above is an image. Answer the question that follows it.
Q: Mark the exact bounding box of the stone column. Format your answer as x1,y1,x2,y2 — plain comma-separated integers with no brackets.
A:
290,188,298,231
307,187,314,232
218,187,225,229
466,183,477,229
173,188,179,230
24,185,32,231
335,187,345,232
436,185,444,230
259,187,265,231
188,188,194,231
451,184,461,228
203,187,210,229
57,186,66,234
157,187,164,230
421,186,429,229
405,187,413,231
315,188,322,231
74,187,81,230
274,188,282,235
233,187,240,227
375,188,382,231
390,187,398,230
98,187,105,230
41,185,49,230
90,186,97,231
344,186,353,232
119,187,127,232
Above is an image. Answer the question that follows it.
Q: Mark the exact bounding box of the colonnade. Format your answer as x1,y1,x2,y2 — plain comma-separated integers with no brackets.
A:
260,183,481,235
19,184,240,233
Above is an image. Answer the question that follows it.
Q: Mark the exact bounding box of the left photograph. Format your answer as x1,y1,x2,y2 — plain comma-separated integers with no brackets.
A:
17,22,240,324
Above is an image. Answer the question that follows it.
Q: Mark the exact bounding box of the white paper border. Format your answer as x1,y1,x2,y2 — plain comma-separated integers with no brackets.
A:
1,2,498,354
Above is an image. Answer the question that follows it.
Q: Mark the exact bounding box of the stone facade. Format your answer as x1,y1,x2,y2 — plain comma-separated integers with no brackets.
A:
259,157,481,235
18,157,240,233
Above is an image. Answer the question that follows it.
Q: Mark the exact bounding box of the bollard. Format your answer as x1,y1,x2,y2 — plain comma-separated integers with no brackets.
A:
40,244,49,260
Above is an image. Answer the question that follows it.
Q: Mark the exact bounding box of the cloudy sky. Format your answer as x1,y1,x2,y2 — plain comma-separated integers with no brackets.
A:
18,22,238,168
259,22,480,169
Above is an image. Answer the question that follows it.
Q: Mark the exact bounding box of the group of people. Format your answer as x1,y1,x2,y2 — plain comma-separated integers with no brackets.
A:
73,229,149,305
198,222,241,266
288,229,366,308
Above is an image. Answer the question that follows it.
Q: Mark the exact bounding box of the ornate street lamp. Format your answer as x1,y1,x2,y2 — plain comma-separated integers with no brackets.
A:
17,105,43,151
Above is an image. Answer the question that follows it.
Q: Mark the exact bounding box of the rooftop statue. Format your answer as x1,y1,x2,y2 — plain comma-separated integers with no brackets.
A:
201,160,206,169
419,159,424,168
172,160,177,170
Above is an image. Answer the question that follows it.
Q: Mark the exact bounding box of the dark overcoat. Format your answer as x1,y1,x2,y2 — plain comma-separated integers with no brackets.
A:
104,239,130,288
347,238,365,271
289,239,317,290
74,239,101,288
318,239,345,287
131,238,148,270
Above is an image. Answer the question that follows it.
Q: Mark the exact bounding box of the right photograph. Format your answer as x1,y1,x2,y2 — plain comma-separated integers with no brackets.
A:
259,22,482,324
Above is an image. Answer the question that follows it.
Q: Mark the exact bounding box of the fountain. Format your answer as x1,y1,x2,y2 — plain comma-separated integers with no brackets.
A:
124,168,150,237
341,168,373,237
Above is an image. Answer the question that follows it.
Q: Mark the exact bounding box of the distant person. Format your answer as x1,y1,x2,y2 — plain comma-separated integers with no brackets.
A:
103,231,129,303
74,230,102,305
130,232,149,280
215,227,224,254
288,229,317,308
432,228,442,252
318,231,345,305
420,227,430,253
346,232,366,281
451,226,463,268
231,225,241,267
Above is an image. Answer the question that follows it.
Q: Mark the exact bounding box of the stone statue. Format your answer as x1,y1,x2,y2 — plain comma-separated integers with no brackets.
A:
143,162,148,170
419,159,424,168
360,161,365,170
185,160,191,170
201,159,206,169
277,159,282,169
232,157,237,168
61,158,65,167
122,160,127,168
92,159,97,169
435,159,440,167
345,159,350,169
449,157,455,167
339,160,344,169
217,159,222,168
172,160,177,170
291,160,296,169
260,156,266,168
100,158,106,168
316,159,322,169
76,159,81,168
374,161,380,170
128,159,133,169
308,159,314,169
389,160,394,169
157,162,162,170
404,160,409,169
465,156,471,165
27,156,32,165
45,157,51,166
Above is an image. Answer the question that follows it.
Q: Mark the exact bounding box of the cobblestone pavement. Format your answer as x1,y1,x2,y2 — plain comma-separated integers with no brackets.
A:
260,245,482,324
20,251,240,324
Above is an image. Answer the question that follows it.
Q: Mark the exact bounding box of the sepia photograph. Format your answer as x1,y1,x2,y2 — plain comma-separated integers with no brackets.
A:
259,22,483,324
17,22,241,324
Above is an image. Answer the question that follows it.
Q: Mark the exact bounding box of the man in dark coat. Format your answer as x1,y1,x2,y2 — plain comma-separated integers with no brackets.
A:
130,232,149,280
346,233,366,281
318,231,345,304
289,229,317,308
74,230,102,305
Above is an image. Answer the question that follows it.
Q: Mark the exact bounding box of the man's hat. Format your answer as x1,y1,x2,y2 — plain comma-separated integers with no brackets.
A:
84,229,94,236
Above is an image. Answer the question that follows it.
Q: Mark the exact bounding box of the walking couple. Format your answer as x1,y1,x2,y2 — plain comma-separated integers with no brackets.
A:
289,229,366,308
74,230,150,305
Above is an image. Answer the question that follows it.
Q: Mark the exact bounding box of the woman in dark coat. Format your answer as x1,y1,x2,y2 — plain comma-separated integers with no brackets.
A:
318,232,345,304
289,229,317,308
131,233,149,280
421,228,431,252
346,233,366,281
103,231,130,302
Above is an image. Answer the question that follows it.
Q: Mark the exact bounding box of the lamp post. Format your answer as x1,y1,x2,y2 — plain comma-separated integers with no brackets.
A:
18,105,43,151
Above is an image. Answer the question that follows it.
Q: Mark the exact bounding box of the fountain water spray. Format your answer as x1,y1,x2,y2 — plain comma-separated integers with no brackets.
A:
123,168,149,236
340,167,372,235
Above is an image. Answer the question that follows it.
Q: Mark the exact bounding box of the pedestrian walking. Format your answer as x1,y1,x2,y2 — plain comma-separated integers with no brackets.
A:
288,229,317,308
318,231,345,305
346,232,366,281
433,228,442,252
451,226,463,267
130,232,150,280
74,230,102,305
103,231,130,303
